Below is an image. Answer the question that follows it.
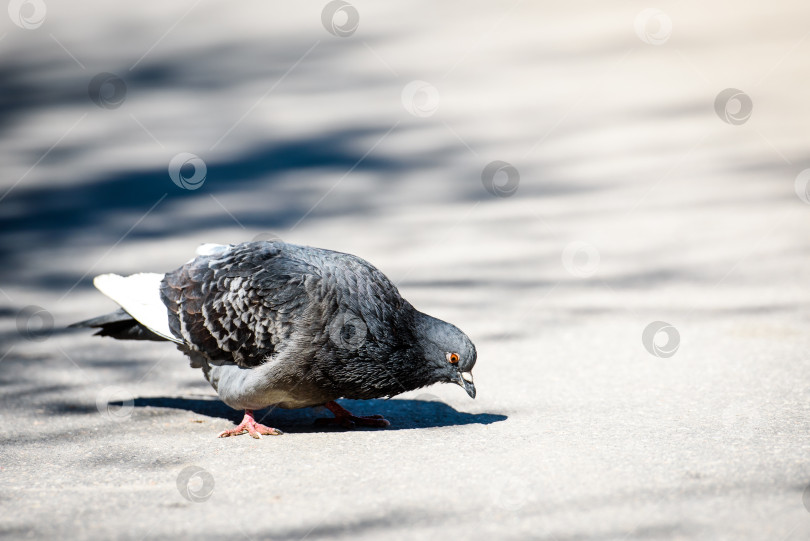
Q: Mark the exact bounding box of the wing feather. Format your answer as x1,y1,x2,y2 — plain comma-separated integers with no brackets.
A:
160,241,322,367
160,240,409,375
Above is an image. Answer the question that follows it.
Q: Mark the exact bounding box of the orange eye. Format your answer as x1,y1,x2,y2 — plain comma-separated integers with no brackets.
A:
447,352,460,364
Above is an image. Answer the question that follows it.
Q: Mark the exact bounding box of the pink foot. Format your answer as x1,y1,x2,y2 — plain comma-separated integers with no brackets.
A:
314,401,391,429
218,410,283,439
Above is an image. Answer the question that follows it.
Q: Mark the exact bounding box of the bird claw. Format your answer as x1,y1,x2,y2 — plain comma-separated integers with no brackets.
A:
316,401,391,429
218,410,283,438
218,425,283,439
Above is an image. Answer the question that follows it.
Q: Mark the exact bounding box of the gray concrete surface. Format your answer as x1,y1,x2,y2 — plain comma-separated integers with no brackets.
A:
2,1,810,539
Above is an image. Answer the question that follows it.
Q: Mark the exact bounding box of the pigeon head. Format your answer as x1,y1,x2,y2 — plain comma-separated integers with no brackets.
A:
413,311,477,398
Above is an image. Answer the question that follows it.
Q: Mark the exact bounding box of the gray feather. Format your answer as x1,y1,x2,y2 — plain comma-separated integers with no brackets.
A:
77,240,477,413
70,308,166,341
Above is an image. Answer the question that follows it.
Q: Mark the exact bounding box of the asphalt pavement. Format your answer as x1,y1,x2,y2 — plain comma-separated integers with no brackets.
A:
2,1,810,539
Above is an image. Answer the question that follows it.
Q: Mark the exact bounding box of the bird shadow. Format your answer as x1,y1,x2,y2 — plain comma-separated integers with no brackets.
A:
124,396,507,432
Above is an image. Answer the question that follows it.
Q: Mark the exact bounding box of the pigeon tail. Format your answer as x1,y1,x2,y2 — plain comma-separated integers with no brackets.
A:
92,273,181,343
69,308,166,341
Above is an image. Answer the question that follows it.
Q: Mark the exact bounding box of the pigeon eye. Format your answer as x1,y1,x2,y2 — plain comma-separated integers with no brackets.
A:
447,352,460,364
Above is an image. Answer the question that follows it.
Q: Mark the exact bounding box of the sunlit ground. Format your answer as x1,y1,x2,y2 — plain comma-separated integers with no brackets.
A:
2,2,810,540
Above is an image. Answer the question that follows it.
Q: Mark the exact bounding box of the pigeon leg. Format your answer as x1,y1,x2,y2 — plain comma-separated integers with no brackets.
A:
315,401,391,429
218,410,283,439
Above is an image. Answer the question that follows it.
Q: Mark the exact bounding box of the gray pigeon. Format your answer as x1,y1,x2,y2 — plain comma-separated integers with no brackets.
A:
72,241,477,438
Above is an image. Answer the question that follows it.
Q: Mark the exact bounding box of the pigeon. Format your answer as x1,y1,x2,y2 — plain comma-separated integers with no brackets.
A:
71,241,477,438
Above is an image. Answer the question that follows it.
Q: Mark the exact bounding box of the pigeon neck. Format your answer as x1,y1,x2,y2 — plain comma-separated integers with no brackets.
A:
412,311,450,354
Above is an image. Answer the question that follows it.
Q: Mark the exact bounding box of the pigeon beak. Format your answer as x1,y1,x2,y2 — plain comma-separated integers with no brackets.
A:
455,371,476,399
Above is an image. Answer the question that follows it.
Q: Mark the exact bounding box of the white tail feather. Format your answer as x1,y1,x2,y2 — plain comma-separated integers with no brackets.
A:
93,273,181,344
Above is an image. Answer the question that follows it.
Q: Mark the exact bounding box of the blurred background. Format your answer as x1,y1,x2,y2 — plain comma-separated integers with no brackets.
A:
2,1,810,540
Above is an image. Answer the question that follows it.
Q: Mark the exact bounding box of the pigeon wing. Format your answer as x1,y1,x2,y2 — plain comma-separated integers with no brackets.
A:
159,242,323,368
